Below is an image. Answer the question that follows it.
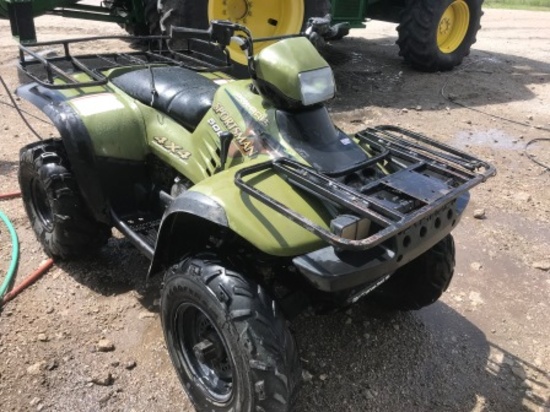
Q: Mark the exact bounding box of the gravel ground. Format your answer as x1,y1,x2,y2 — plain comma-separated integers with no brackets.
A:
1,8,549,412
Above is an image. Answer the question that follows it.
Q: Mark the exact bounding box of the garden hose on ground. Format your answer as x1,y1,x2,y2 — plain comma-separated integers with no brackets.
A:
0,192,55,306
0,209,19,302
2,258,54,305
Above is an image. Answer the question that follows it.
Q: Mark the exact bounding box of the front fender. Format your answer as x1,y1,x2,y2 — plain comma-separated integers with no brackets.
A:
148,164,331,277
148,191,229,277
190,163,330,256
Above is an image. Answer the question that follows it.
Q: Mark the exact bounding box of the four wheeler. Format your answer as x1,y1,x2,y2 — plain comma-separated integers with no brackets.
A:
16,20,494,411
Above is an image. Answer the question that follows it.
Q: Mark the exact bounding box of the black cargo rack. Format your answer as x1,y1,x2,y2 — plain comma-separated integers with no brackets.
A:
18,35,231,90
235,125,496,251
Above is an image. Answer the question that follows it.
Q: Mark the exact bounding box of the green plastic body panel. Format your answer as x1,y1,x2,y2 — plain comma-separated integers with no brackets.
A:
190,162,329,257
182,79,333,256
254,37,329,103
58,76,148,162
25,65,336,257
50,67,328,257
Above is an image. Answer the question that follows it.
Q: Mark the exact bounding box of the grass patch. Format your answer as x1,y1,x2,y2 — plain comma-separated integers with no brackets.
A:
484,0,550,11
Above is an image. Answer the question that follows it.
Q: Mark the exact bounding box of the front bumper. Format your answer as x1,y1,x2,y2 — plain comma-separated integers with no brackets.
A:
293,194,468,292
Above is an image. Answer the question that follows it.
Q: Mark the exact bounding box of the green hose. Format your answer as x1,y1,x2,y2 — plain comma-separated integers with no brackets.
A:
0,209,19,300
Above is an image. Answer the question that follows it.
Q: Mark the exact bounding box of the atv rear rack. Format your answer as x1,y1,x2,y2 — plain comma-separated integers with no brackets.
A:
18,35,231,89
235,126,495,251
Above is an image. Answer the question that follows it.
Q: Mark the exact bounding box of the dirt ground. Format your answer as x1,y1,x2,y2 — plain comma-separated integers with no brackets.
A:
1,8,549,412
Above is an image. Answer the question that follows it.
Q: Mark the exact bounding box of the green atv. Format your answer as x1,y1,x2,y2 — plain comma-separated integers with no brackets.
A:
16,21,494,411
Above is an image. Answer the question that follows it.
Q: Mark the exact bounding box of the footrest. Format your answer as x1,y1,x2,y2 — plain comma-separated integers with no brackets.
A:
124,216,161,249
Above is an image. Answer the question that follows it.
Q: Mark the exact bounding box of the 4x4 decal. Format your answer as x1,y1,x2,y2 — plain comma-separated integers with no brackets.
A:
153,136,192,161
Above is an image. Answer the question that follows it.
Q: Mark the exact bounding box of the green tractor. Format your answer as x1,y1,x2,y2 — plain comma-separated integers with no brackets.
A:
2,0,483,72
16,21,494,410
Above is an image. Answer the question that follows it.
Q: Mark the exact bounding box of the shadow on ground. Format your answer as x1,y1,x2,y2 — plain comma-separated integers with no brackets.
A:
54,237,161,311
56,236,548,411
0,159,19,175
293,299,547,411
321,36,550,113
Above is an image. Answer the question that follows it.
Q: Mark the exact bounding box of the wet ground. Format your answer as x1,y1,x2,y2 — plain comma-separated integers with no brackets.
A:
0,8,549,412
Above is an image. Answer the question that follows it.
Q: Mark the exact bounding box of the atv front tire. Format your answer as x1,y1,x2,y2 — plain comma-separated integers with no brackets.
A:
373,235,456,310
397,0,483,72
18,139,110,259
162,255,301,411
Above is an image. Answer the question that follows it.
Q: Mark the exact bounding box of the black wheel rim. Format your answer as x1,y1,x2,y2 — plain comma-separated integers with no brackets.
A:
30,178,54,231
173,303,234,403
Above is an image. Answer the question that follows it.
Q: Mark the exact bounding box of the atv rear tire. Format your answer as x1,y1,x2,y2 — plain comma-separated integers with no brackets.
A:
373,235,456,310
397,0,483,72
158,0,330,77
162,255,301,411
18,139,111,259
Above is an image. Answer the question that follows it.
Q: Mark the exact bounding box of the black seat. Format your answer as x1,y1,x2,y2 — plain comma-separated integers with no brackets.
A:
111,66,219,131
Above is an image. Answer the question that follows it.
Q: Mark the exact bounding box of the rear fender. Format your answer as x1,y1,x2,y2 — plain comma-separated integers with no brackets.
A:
17,82,148,223
17,83,111,222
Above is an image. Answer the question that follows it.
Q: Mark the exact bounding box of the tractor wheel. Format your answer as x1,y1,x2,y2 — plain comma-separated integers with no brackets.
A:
162,254,301,411
158,0,330,76
372,235,456,311
397,0,483,72
18,139,111,259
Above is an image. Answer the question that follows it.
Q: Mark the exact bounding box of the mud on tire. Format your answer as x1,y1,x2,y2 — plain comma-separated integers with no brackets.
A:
18,139,111,259
162,254,301,411
373,235,456,311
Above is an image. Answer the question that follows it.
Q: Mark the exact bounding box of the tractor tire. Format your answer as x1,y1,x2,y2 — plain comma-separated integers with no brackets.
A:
397,0,483,72
158,0,330,77
123,0,159,35
372,235,456,311
18,139,111,259
162,254,301,412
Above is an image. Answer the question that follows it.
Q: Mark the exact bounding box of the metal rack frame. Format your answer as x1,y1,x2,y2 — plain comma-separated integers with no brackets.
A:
235,125,496,251
18,35,232,89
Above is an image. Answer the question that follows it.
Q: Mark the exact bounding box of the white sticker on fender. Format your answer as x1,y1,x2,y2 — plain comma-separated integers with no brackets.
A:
70,93,125,116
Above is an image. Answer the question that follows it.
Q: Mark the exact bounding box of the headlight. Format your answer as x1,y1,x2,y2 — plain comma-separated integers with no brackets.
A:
298,67,335,106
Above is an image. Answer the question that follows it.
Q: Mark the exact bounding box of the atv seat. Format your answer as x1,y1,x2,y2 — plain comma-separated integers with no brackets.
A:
111,66,219,131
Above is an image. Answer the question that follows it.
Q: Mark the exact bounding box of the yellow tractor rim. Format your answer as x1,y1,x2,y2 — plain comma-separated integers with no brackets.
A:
208,0,305,65
437,0,470,54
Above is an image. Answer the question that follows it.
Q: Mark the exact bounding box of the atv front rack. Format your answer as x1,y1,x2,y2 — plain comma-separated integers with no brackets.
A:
18,35,231,89
235,126,495,251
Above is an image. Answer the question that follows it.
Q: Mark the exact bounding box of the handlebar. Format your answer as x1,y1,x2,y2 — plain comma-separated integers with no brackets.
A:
170,20,248,49
170,20,256,76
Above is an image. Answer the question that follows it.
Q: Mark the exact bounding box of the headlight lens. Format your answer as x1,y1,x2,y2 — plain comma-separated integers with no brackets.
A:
298,67,335,106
